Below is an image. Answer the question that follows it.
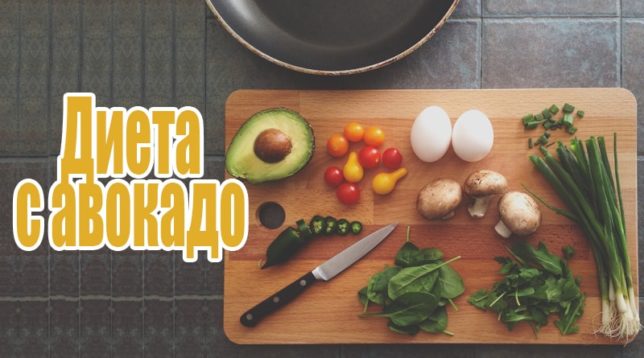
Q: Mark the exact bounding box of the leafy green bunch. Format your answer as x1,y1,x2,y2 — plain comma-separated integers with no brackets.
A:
468,242,585,335
357,227,465,336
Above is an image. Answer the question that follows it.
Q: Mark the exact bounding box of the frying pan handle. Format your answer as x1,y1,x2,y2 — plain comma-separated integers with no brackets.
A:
240,271,317,327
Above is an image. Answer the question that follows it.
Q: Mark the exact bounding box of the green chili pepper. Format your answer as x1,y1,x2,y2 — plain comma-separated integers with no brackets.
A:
350,221,363,235
324,216,337,235
310,215,326,235
262,227,303,269
336,219,350,235
296,219,313,240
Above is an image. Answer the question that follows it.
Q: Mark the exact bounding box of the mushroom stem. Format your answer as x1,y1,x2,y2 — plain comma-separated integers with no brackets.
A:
468,197,491,218
494,220,512,238
441,211,455,220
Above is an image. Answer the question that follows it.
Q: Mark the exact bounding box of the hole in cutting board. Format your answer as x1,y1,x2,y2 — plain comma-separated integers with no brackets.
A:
257,202,285,229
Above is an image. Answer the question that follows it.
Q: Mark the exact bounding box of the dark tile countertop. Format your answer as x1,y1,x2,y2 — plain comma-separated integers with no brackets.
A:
0,0,642,356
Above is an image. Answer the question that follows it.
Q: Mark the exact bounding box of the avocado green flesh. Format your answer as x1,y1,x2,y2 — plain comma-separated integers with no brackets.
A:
225,108,314,183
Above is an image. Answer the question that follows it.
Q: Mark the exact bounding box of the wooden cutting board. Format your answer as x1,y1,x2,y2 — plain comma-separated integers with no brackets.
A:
223,89,638,345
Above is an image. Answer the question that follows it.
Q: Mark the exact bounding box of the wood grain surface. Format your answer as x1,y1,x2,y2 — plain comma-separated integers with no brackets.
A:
223,89,638,345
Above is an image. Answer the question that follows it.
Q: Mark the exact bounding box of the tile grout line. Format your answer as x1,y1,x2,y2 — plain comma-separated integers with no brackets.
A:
47,0,53,356
141,0,146,356
0,295,224,302
479,0,483,90
109,1,115,356
78,0,84,356
618,0,623,88
478,15,482,89
172,1,178,357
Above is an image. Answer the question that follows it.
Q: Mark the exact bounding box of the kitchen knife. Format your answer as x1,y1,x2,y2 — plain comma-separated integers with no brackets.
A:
240,223,397,327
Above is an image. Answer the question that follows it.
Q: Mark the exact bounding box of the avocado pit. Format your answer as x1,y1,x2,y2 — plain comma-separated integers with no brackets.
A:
254,128,292,163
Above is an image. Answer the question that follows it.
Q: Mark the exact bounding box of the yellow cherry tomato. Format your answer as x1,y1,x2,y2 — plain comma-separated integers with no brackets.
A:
372,168,408,195
364,126,385,147
343,122,365,142
327,133,349,157
343,152,364,183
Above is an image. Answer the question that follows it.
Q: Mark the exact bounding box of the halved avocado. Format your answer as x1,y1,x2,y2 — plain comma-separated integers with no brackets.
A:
225,108,314,183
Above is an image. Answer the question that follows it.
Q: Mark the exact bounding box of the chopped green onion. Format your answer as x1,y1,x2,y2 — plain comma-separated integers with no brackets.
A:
562,103,575,114
549,104,560,114
522,114,535,125
562,113,574,128
576,110,585,118
542,109,552,120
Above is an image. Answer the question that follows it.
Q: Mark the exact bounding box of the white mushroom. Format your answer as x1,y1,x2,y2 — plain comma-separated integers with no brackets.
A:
417,178,463,220
495,191,541,238
463,170,508,218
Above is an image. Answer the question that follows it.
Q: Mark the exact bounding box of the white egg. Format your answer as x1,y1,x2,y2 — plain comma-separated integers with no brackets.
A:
410,106,452,163
451,109,494,162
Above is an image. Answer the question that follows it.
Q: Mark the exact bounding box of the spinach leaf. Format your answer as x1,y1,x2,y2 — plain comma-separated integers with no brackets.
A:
357,226,464,336
383,292,439,327
419,306,448,334
418,248,444,263
366,267,401,305
435,265,465,299
387,263,443,300
388,321,420,335
394,242,421,267
395,242,443,267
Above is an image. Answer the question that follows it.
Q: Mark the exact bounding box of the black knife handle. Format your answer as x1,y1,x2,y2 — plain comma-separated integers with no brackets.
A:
240,271,316,327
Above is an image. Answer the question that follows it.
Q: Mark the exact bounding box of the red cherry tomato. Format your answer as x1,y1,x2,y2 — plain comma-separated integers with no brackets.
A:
358,146,381,169
382,147,403,169
324,166,344,187
336,183,360,205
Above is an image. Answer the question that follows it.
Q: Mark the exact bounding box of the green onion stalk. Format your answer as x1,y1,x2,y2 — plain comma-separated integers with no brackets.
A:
529,134,640,340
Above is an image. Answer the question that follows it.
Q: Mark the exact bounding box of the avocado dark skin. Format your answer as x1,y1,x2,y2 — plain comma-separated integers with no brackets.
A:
254,128,293,163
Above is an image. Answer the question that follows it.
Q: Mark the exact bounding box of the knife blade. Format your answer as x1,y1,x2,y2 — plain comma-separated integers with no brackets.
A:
240,223,397,327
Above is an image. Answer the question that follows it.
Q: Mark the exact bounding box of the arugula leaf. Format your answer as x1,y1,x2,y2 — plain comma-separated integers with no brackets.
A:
562,245,575,260
358,286,368,306
468,242,585,336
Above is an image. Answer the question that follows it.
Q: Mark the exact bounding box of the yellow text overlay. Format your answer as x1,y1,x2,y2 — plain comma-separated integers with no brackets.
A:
13,93,248,262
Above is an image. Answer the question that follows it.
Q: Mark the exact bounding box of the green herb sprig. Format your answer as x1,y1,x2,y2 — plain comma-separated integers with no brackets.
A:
468,242,585,336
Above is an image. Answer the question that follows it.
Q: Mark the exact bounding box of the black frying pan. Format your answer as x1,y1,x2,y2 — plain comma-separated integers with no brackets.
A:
206,0,460,75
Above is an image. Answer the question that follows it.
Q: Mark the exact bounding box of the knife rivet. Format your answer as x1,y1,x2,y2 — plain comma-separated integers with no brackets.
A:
245,313,253,321
299,280,307,286
273,296,280,303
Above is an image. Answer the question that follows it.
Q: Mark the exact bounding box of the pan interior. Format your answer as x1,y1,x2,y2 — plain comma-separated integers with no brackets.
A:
211,0,455,72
